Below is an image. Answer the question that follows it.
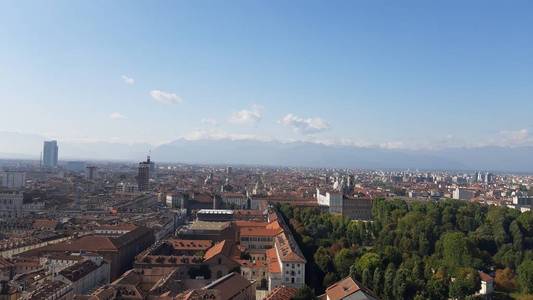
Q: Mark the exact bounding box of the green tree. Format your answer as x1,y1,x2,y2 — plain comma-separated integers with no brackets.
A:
383,264,396,300
393,267,411,300
494,244,522,269
448,268,480,300
439,231,479,271
427,276,449,300
355,252,380,277
362,268,371,289
372,267,383,294
323,272,338,288
334,248,355,277
277,198,532,300
314,246,332,273
518,260,533,293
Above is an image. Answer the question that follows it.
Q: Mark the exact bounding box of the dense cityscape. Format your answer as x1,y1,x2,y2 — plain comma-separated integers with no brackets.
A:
0,141,531,300
2,2,533,299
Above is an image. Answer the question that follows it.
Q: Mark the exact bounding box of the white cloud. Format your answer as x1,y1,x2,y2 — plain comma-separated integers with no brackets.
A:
121,75,135,85
201,118,218,126
109,112,127,120
150,90,183,105
229,105,262,125
279,113,330,134
378,141,406,150
499,129,529,143
183,129,272,142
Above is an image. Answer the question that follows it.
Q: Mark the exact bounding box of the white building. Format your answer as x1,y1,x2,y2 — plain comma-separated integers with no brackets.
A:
274,234,306,288
477,271,494,296
316,188,342,209
453,187,476,201
0,172,25,189
266,211,306,291
221,192,249,209
513,195,533,206
115,182,139,195
0,192,23,218
56,257,110,296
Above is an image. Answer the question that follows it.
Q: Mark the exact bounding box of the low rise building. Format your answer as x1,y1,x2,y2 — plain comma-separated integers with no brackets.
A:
176,272,256,300
221,193,250,210
18,226,154,280
0,193,23,218
56,258,110,296
338,196,372,221
453,187,476,201
319,276,377,300
197,209,234,222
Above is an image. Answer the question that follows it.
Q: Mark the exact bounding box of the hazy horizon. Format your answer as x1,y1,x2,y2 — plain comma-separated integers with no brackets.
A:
1,1,533,153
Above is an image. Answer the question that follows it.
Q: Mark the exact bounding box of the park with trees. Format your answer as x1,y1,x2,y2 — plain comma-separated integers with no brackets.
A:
278,198,533,299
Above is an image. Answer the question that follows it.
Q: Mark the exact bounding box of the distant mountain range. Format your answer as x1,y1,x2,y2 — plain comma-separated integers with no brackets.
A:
153,139,533,172
1,132,532,172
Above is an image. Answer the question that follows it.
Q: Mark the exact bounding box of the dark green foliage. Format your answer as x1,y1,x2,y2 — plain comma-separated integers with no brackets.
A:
383,263,396,300
291,285,317,300
426,275,449,299
334,248,355,278
276,198,532,299
372,267,383,292
362,268,371,288
355,252,380,277
438,231,480,271
323,272,339,288
314,246,333,273
517,260,533,293
448,267,480,300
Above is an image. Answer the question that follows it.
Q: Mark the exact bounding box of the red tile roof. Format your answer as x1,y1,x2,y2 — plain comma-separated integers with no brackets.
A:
479,271,494,283
266,248,281,273
203,240,232,261
264,286,298,300
324,277,361,300
239,227,280,237
168,239,213,251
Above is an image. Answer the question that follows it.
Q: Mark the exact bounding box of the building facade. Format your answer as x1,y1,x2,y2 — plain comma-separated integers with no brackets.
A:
0,193,23,218
43,140,59,168
0,172,25,189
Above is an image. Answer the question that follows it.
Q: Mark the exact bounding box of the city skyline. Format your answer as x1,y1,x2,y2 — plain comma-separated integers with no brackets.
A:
1,2,533,299
1,1,532,151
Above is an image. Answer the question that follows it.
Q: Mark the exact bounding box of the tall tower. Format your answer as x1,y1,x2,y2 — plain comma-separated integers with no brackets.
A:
86,166,97,180
146,155,156,179
43,140,58,167
137,156,151,191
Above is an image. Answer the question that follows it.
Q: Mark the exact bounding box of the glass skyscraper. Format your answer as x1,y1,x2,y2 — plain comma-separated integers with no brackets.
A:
43,140,58,167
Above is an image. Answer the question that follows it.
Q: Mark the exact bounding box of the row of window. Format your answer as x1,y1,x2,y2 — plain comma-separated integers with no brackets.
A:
241,237,272,242
285,263,301,269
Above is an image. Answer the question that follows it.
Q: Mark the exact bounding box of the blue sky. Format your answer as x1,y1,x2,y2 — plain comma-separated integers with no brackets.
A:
1,0,532,149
